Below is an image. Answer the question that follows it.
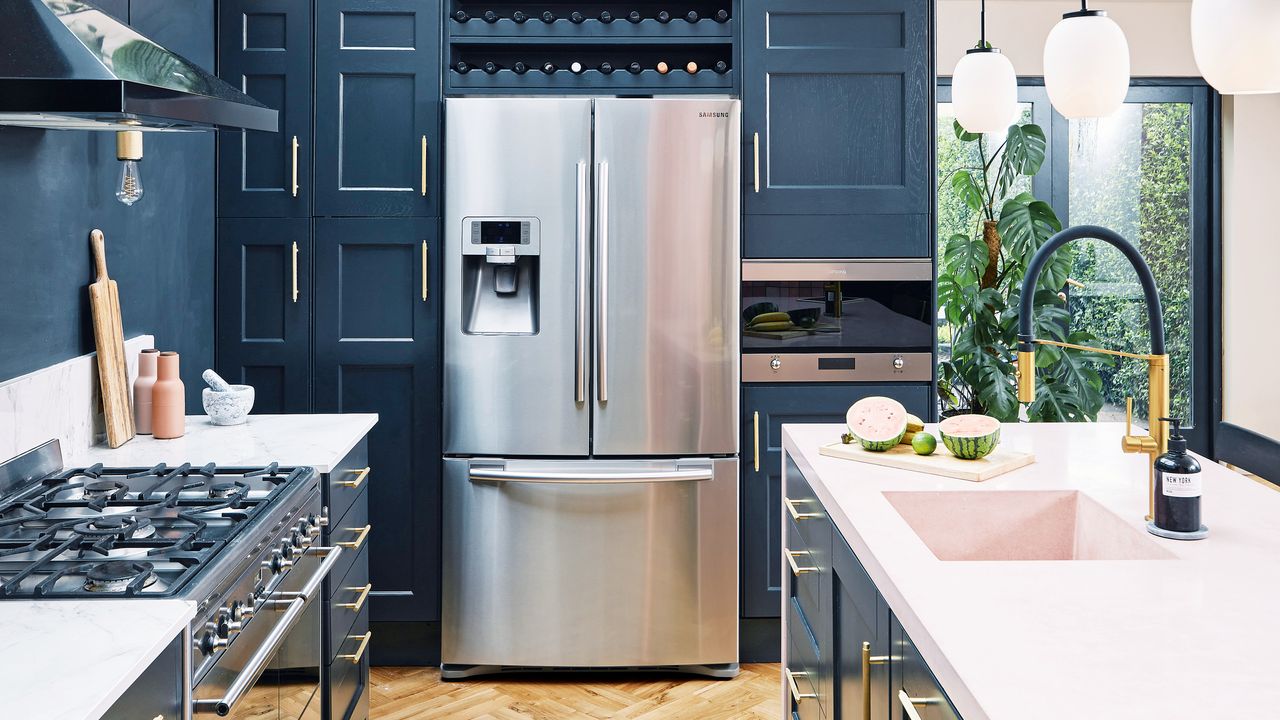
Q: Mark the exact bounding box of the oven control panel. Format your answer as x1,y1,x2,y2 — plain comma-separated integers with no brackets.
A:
743,352,932,383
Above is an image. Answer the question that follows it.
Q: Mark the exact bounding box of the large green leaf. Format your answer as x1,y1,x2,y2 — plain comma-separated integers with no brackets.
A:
950,170,984,212
1002,123,1048,177
953,119,982,143
942,233,988,286
997,193,1062,261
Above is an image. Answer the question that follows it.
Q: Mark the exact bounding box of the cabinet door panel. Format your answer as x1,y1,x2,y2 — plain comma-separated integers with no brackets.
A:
896,616,964,720
216,219,311,412
741,384,929,618
218,0,312,217
313,218,440,625
314,0,441,217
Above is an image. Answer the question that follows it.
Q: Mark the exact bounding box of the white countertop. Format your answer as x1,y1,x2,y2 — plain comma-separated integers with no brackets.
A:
72,413,379,472
0,600,195,720
783,422,1280,720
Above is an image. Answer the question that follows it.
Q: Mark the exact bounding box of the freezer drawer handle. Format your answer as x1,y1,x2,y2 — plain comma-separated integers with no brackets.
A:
897,689,937,720
468,468,713,484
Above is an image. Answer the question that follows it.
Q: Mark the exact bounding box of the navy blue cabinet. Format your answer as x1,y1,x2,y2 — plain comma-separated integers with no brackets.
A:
742,384,929,618
833,532,890,720
217,0,313,218
741,0,932,258
314,0,442,217
215,218,312,413
312,218,441,624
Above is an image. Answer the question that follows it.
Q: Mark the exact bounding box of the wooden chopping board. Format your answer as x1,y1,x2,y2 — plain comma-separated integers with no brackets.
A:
818,437,1034,482
89,229,135,448
743,323,839,339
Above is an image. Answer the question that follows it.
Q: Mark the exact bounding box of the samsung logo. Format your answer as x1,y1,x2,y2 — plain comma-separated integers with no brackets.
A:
699,112,730,118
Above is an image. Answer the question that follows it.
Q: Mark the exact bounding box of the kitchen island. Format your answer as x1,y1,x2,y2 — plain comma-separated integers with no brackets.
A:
782,422,1280,719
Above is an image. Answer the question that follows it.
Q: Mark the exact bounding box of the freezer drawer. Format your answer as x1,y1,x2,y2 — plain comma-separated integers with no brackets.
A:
441,457,739,670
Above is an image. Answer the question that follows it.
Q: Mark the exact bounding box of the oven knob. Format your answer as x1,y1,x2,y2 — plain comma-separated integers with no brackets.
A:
199,630,228,655
317,507,330,528
770,356,782,371
239,595,257,620
215,611,237,637
268,549,292,574
289,529,306,549
892,355,905,370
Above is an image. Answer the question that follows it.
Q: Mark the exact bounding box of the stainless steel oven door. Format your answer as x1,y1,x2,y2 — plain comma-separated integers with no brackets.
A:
192,546,344,719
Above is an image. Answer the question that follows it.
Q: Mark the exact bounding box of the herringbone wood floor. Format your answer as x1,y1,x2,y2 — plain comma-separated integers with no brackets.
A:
369,664,783,720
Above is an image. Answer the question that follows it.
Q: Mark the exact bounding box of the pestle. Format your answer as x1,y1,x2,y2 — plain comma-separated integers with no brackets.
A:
202,369,232,393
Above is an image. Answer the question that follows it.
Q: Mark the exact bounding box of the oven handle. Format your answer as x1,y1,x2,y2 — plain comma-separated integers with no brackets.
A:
192,545,344,716
469,467,713,484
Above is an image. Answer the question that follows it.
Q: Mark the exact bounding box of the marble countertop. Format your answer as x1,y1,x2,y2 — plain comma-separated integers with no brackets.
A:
72,413,379,472
0,600,194,720
783,422,1280,720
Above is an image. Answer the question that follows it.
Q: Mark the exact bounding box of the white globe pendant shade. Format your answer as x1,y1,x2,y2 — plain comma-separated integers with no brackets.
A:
1192,0,1280,95
1043,12,1130,119
952,50,1019,134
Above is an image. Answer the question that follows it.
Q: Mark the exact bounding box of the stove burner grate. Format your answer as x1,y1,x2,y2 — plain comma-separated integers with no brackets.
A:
83,560,157,593
72,515,156,540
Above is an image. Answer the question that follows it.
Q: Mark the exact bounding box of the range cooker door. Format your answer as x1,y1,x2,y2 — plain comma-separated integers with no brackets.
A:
443,97,593,456
441,457,739,669
591,98,741,456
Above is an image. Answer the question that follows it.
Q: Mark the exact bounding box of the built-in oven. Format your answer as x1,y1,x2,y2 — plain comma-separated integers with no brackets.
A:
741,260,933,383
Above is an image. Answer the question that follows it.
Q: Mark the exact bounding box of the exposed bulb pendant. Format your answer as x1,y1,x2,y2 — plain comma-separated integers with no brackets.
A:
115,130,144,206
951,0,1018,135
1043,0,1130,119
1191,0,1280,95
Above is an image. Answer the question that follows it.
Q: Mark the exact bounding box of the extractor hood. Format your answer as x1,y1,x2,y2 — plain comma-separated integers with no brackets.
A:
0,0,277,132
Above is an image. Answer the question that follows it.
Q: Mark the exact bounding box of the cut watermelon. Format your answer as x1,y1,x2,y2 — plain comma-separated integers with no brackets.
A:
846,396,909,452
938,414,1001,460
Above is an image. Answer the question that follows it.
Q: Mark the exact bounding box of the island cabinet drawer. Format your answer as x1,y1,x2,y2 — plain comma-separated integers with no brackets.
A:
328,543,370,656
330,603,371,720
784,466,828,550
894,617,963,720
786,514,829,646
325,439,369,528
325,496,369,594
786,599,826,720
832,533,881,642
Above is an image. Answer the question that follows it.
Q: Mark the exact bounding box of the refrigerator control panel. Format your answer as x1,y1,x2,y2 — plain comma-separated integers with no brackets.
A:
462,217,541,257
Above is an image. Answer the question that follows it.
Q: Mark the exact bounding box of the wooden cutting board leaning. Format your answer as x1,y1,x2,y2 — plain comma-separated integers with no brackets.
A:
88,229,135,448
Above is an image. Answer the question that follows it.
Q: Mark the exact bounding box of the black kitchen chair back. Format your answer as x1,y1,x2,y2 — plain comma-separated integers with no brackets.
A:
1215,422,1280,487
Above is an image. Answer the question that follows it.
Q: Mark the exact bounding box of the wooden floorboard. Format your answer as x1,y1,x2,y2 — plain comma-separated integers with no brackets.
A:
369,664,782,720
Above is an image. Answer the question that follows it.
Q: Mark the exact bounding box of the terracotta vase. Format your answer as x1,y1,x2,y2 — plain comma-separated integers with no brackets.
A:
133,349,159,434
151,352,186,440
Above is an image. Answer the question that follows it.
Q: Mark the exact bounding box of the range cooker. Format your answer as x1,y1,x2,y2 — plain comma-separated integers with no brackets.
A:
0,439,342,719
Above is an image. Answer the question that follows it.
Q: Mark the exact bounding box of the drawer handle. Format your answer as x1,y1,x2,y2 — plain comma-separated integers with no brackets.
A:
784,496,821,521
753,131,761,193
339,631,372,664
290,241,299,303
290,135,299,197
784,548,817,576
862,641,890,720
338,583,372,612
753,410,760,472
337,524,371,550
420,135,428,196
339,467,370,489
784,668,816,704
898,689,938,720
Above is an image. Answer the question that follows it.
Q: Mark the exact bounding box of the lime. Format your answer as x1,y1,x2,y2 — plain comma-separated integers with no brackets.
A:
911,432,937,456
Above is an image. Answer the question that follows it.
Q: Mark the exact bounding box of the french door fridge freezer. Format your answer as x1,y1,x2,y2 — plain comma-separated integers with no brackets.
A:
441,97,741,676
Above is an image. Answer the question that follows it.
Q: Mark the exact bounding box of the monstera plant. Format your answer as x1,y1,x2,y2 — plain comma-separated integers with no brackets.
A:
937,120,1112,422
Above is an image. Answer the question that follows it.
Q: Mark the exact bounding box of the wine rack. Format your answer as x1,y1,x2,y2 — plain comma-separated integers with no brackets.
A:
445,2,739,95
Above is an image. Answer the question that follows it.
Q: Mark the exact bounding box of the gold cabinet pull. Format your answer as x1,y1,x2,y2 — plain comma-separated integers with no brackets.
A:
753,132,760,193
290,135,299,197
784,548,817,576
290,241,299,303
337,524,371,550
420,135,428,196
338,583,373,611
753,410,760,472
897,689,936,720
339,467,370,489
339,631,372,664
421,240,429,301
784,496,821,521
861,641,890,720
784,668,817,703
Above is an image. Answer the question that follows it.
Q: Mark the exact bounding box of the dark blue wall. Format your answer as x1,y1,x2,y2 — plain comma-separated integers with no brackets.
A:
0,0,214,412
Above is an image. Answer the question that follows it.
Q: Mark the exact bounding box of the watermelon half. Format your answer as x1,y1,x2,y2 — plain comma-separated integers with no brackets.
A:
846,397,909,452
938,414,1001,460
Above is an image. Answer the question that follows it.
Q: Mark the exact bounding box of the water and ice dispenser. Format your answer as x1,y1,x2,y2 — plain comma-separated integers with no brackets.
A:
460,217,540,335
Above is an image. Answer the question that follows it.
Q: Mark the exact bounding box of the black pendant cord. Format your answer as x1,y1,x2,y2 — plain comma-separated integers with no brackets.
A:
980,0,986,48
1065,0,1104,19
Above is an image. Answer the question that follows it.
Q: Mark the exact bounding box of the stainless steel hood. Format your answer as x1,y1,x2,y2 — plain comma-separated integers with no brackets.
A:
0,0,277,132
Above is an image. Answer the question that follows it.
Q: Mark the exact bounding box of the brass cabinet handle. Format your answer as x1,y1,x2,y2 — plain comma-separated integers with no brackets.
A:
785,668,817,703
784,496,821,521
897,689,937,720
338,583,372,611
420,135,428,196
753,410,760,472
290,135,299,197
339,631,372,664
421,241,429,301
861,641,890,720
339,467,370,489
753,132,760,193
337,524,371,550
784,548,817,576
290,241,299,303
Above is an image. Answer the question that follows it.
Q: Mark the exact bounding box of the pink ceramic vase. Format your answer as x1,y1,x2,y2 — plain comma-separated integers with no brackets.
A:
133,349,159,434
151,352,185,440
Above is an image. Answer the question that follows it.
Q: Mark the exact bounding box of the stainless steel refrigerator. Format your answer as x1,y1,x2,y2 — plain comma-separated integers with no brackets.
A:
441,97,741,678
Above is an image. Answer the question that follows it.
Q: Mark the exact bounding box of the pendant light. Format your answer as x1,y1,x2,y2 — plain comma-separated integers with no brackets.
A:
951,0,1018,134
1191,0,1280,95
1043,1,1130,119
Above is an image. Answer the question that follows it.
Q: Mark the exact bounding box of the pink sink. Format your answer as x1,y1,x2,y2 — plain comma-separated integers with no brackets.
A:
883,490,1175,561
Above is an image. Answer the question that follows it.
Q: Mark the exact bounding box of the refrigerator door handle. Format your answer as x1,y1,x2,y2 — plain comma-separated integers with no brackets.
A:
594,160,610,404
468,468,714,484
575,160,589,404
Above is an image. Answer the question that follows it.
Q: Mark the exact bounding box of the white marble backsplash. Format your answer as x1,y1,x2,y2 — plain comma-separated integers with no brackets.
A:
0,335,154,462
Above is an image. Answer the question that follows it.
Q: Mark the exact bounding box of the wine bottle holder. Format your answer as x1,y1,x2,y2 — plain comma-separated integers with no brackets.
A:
450,16,733,39
450,67,734,91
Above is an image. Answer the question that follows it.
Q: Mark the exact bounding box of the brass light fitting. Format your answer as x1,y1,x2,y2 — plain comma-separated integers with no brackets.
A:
115,122,144,206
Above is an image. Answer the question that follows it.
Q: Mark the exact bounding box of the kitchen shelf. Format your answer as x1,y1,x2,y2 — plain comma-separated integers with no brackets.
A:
449,32,732,45
449,17,734,39
449,67,734,93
